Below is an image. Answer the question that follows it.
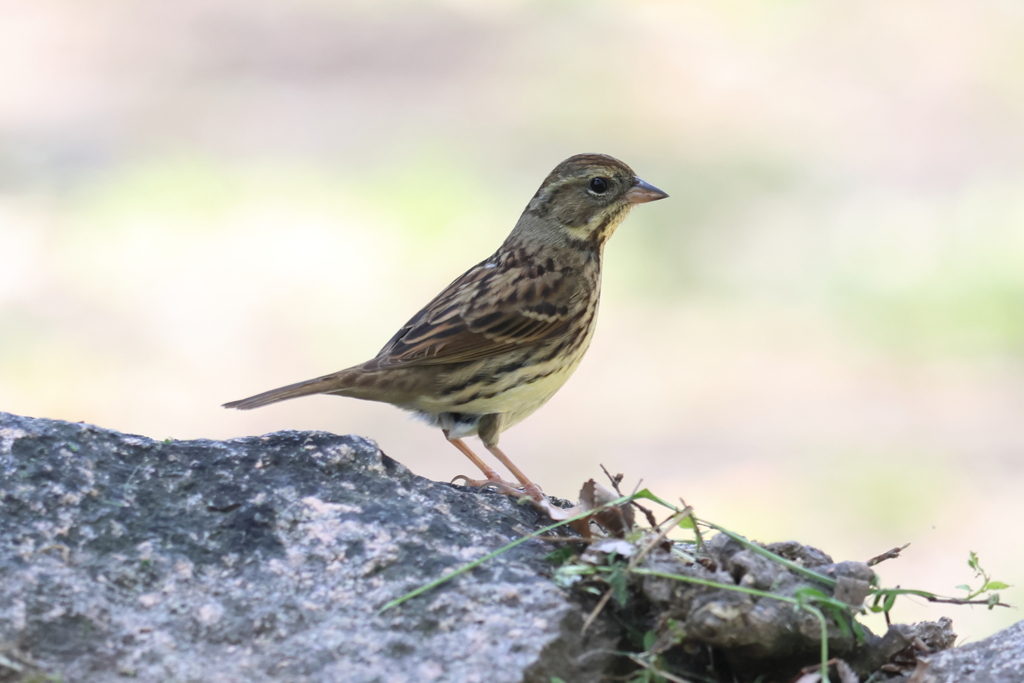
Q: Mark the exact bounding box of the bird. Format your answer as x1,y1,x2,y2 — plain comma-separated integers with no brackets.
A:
224,153,668,502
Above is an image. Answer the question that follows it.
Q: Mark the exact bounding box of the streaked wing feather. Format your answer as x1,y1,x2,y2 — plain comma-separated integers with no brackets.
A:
373,256,579,367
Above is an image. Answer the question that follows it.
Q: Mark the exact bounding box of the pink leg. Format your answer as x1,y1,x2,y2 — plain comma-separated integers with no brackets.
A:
483,443,544,502
445,434,524,497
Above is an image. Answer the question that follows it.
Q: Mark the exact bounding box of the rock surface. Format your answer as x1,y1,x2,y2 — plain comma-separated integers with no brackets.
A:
0,412,615,683
904,619,1024,683
2,411,1022,683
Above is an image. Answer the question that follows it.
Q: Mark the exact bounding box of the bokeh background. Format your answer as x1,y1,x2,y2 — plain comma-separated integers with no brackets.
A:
3,0,1023,641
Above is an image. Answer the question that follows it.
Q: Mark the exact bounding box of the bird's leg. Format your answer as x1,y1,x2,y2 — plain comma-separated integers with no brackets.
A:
482,443,544,503
446,435,502,482
476,414,545,503
445,434,523,497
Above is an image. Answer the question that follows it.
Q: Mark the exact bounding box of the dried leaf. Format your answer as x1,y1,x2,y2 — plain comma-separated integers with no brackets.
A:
537,479,635,537
581,539,635,564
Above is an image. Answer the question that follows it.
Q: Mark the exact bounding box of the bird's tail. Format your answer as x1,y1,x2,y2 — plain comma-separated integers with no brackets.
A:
223,369,363,411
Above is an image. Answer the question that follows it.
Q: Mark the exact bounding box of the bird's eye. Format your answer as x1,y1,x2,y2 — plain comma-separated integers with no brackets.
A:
589,177,609,194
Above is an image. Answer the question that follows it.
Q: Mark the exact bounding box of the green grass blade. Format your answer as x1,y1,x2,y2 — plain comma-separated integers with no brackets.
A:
378,495,633,613
701,522,836,587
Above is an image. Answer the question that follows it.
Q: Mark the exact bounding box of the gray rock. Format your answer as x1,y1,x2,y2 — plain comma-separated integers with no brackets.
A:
904,619,1024,683
0,412,616,683
3,410,1021,683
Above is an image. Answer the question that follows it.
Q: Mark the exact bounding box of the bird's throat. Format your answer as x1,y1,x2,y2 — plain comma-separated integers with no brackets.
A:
562,204,632,246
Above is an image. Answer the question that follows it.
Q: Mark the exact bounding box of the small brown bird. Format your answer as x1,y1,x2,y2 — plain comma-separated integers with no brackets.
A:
225,154,667,501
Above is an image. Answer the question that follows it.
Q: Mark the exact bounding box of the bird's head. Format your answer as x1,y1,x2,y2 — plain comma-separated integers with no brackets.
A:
517,153,668,247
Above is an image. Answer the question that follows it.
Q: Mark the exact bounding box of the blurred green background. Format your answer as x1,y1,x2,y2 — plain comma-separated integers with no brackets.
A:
2,0,1023,640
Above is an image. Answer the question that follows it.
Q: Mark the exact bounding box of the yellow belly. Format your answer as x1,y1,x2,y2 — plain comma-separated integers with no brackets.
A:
452,352,586,427
408,322,597,436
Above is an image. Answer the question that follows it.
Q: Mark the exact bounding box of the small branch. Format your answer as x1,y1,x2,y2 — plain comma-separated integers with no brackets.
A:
875,586,1012,609
923,596,1011,608
581,587,616,634
631,507,694,570
601,464,658,528
867,543,910,567
635,503,658,528
600,464,624,492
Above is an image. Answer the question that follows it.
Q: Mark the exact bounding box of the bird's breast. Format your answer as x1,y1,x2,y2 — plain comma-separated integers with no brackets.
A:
408,292,602,430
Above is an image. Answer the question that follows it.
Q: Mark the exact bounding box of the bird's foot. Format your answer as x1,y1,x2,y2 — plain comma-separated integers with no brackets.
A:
451,475,544,502
450,474,523,497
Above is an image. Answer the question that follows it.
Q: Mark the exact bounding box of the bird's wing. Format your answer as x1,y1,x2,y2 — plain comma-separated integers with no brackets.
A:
371,255,583,367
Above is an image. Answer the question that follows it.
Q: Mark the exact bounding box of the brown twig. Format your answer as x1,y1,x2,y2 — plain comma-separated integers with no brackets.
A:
635,504,658,529
867,543,911,567
631,507,694,569
921,596,1011,607
599,464,624,492
601,464,658,528
580,586,616,635
881,583,1010,608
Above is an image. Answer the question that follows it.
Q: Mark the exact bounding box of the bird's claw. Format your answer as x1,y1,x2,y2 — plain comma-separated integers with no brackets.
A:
450,475,546,504
450,474,525,497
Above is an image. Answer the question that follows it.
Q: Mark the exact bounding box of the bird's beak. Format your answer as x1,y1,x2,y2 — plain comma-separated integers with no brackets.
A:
625,177,669,204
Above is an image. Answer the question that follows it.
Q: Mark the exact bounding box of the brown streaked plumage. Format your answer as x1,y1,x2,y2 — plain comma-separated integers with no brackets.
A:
225,153,668,502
